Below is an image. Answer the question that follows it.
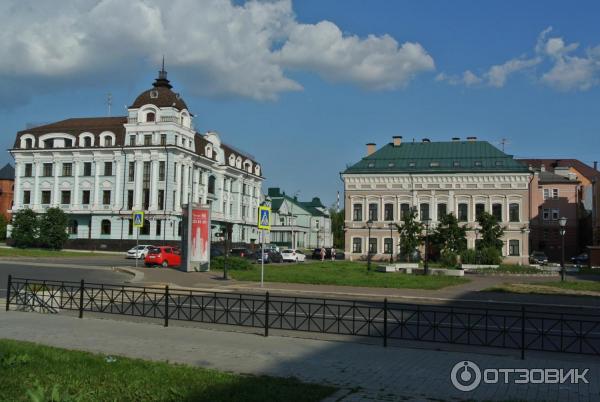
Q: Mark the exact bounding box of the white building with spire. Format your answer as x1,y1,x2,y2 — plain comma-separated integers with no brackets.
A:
10,67,264,249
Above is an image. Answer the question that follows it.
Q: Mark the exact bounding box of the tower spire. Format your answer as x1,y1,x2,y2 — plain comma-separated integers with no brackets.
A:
153,56,172,89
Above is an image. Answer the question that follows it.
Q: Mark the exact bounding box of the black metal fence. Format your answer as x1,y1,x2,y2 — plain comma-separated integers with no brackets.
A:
5,275,600,358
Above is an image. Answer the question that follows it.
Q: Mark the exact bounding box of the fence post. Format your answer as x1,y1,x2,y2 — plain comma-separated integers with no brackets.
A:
264,291,270,337
383,298,388,347
79,279,84,319
521,305,525,360
5,275,11,311
164,285,169,327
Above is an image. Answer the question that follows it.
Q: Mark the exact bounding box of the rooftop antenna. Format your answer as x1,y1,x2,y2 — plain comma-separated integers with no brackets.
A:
496,137,510,152
107,93,112,116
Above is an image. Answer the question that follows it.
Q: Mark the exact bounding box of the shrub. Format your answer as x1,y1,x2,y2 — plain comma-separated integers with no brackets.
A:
460,247,501,265
10,209,38,248
211,256,252,271
440,250,459,268
0,214,7,241
38,208,69,250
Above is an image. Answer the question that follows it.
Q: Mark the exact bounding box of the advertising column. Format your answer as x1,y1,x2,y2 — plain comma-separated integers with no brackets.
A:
181,203,211,272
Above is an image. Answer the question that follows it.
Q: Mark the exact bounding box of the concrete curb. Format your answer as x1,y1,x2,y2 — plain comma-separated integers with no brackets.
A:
0,259,112,271
112,266,145,283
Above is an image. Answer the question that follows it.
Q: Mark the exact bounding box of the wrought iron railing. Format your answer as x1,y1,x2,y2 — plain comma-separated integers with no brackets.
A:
5,275,600,357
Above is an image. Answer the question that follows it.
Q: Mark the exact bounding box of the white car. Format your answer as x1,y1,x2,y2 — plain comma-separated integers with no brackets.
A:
126,245,154,259
280,249,306,262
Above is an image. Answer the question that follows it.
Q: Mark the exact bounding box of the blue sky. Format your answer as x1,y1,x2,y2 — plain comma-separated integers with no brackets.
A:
2,0,600,207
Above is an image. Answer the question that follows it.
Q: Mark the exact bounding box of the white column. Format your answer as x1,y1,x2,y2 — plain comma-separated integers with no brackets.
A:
448,191,455,216
133,159,143,209
73,161,80,206
201,171,209,205
114,158,121,210
13,162,21,208
504,196,509,223
93,159,100,207
150,159,158,210
33,162,40,207
182,163,189,204
192,168,199,203
174,162,182,209
237,179,243,219
53,160,60,206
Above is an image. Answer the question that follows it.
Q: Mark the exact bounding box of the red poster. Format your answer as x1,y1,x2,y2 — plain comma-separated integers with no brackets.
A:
191,208,210,263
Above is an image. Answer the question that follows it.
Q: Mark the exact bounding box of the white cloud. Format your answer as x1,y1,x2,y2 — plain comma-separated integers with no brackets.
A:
435,70,482,86
0,0,435,105
485,57,541,88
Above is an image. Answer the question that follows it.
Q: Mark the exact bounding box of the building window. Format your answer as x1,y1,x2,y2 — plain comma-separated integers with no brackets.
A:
104,137,113,147
352,238,362,253
44,139,54,149
178,221,182,237
144,135,152,146
104,162,113,176
128,162,135,182
156,220,162,236
60,163,71,177
41,191,51,204
64,138,73,147
353,204,362,221
160,134,167,146
474,161,482,167
142,189,150,210
61,191,71,205
368,203,378,221
128,219,133,235
143,161,151,184
42,163,53,177
453,161,460,167
384,203,394,221
83,162,92,176
158,190,165,210
68,220,78,235
509,203,519,222
83,137,92,147
159,161,165,181
368,238,377,254
475,203,485,219
419,203,430,221
101,219,111,235
129,135,136,146
127,190,134,210
437,203,447,219
384,238,393,254
552,189,559,199
24,163,32,177
82,191,90,205
208,176,216,194
400,203,410,219
509,240,519,256
458,203,468,221
140,219,150,235
552,209,559,220
492,203,502,222
543,208,550,220
102,190,111,205
430,162,440,167
147,112,155,122
23,191,31,204
25,138,33,149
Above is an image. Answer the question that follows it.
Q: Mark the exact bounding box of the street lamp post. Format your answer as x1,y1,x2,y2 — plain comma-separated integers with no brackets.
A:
366,219,373,271
388,222,394,263
424,219,431,275
559,217,567,282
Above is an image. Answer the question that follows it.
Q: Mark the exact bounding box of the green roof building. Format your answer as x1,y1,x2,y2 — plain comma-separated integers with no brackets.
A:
341,136,532,264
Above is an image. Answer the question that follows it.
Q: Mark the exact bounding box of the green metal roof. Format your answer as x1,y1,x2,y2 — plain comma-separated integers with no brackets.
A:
343,140,530,174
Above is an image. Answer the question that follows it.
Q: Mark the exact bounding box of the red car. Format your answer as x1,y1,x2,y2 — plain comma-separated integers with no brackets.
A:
144,246,181,268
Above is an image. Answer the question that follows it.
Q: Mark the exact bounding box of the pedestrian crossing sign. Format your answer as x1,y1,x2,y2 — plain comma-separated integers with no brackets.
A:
133,211,144,228
258,206,271,230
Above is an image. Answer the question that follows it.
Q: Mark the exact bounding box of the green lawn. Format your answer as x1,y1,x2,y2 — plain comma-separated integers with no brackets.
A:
539,280,600,292
473,265,542,274
230,261,469,290
0,339,335,402
485,280,600,297
0,248,104,258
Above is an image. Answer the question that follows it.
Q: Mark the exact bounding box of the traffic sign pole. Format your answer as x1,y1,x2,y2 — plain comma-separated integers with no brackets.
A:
136,226,139,268
261,229,264,288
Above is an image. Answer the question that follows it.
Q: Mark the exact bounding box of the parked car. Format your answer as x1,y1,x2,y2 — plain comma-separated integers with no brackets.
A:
144,246,181,267
230,248,255,260
257,250,283,264
210,247,224,258
310,248,344,260
529,251,549,265
126,245,154,259
263,244,280,253
571,253,589,265
281,249,306,262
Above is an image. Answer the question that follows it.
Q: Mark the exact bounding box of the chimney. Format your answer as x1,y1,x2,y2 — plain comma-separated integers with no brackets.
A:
540,163,545,172
594,161,598,171
452,137,460,142
422,138,431,143
392,136,402,146
466,136,477,142
366,143,376,156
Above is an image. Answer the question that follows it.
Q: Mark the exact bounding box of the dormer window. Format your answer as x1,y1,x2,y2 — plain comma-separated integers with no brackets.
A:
453,161,460,167
367,162,375,168
150,90,158,98
146,112,155,122
84,137,92,147
25,138,33,149
388,162,395,168
104,137,113,147
495,161,504,167
474,161,482,167
44,139,54,149
65,139,73,147
430,161,439,167
408,161,416,167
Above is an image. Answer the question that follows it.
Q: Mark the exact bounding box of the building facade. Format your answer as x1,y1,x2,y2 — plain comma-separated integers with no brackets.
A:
342,137,531,264
266,188,333,249
528,167,580,261
0,163,15,220
10,69,263,249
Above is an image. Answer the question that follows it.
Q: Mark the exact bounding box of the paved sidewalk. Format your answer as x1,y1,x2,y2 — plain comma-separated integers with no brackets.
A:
123,266,600,308
1,310,599,401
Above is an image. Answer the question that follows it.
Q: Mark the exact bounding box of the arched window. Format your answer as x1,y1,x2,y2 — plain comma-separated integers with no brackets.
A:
68,220,78,235
25,138,33,149
147,112,155,122
84,137,92,147
101,219,111,235
208,176,216,194
104,137,113,147
140,219,150,235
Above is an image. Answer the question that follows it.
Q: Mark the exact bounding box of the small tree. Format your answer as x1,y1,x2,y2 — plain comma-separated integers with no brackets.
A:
431,213,467,254
11,209,38,248
0,214,8,241
329,208,345,249
397,208,423,262
38,207,69,250
477,212,504,251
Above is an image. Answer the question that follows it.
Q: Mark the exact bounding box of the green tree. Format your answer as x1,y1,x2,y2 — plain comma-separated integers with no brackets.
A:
38,207,69,250
477,212,504,251
431,213,467,254
0,214,8,241
11,209,38,248
396,208,423,262
329,208,345,249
